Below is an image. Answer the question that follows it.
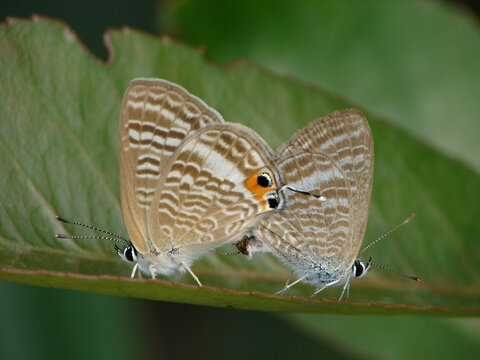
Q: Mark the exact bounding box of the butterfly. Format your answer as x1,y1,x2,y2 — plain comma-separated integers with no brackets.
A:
236,110,379,298
57,78,284,286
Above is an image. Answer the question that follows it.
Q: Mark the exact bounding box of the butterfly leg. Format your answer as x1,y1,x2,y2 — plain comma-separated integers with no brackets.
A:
284,270,293,288
337,275,352,302
130,263,139,278
310,279,341,298
275,274,308,295
149,264,157,280
182,262,203,287
275,271,293,295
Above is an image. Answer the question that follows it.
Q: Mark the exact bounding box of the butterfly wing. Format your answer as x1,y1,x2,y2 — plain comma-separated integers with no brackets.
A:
250,110,374,273
119,79,224,253
148,123,283,255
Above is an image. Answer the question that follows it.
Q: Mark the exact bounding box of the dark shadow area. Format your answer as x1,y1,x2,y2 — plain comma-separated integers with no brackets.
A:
138,299,355,359
0,0,158,60
0,282,356,360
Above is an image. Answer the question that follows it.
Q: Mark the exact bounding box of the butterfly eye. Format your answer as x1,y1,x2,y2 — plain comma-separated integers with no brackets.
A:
257,172,273,187
354,261,364,277
352,259,370,278
124,247,135,262
266,193,280,209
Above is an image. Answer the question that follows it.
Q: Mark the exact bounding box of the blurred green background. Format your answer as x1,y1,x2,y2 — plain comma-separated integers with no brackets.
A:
1,0,479,359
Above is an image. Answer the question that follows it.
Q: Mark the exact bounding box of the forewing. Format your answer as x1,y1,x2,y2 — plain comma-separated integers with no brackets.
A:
148,124,282,254
252,109,374,271
118,79,224,253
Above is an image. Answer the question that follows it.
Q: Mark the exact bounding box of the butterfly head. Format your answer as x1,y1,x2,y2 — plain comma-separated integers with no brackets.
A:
115,241,198,278
351,257,372,279
115,242,138,264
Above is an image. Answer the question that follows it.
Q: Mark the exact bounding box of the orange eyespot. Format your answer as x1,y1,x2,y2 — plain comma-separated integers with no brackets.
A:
245,170,277,211
257,172,273,187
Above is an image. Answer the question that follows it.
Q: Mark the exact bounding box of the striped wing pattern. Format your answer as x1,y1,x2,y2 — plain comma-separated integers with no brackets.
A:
119,78,281,260
148,124,281,254
250,110,373,274
119,79,224,253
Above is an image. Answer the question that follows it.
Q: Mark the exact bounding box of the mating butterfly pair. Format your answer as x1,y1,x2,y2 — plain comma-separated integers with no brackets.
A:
57,78,417,298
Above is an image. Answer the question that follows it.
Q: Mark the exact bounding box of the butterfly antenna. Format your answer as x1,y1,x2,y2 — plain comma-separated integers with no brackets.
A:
370,261,422,282
279,185,327,202
55,233,128,247
360,213,415,255
211,249,241,256
55,216,129,246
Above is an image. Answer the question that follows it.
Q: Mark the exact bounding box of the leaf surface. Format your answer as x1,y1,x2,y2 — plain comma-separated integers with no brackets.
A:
0,17,478,315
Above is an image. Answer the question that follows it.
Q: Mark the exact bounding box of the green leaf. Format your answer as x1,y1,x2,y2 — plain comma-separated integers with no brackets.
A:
291,314,480,359
0,17,479,315
163,0,480,171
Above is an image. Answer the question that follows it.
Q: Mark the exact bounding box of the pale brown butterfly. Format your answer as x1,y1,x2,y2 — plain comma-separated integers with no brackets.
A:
236,110,420,299
57,78,285,286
